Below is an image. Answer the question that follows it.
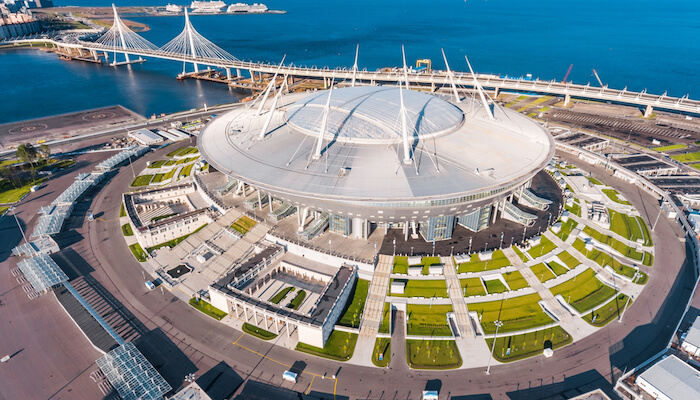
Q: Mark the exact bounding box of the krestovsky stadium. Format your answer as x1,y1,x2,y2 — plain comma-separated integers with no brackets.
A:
198,84,555,242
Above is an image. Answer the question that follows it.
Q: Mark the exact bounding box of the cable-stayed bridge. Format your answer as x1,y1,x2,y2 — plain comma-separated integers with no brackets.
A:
6,5,700,116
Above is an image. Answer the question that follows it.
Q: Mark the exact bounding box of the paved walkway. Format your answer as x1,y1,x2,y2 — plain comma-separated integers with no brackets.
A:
442,256,475,338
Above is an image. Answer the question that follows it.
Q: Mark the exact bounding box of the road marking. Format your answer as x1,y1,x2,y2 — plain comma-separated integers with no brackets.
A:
231,341,327,378
234,333,244,344
334,377,338,399
305,375,315,395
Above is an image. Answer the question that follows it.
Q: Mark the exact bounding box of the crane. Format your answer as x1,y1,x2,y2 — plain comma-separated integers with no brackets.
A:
592,69,605,87
562,64,573,83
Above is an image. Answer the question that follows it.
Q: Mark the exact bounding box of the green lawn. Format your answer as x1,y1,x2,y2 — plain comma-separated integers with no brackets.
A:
189,298,227,320
393,256,441,274
555,219,578,242
602,189,631,205
530,262,556,283
130,174,153,187
0,206,9,216
550,268,617,313
460,278,486,297
379,303,391,334
242,323,277,340
573,239,649,282
287,290,306,310
671,151,700,163
129,243,147,262
527,236,557,258
547,261,569,276
166,146,200,158
586,176,603,185
372,338,391,367
557,251,580,269
338,279,369,328
609,210,652,246
230,215,257,235
147,160,167,168
468,293,554,334
484,279,508,294
0,158,18,168
513,246,529,262
421,256,442,275
121,223,134,236
503,271,529,290
389,279,449,298
270,286,294,304
407,304,454,336
145,224,208,252
151,173,165,183
119,202,126,217
406,340,462,369
296,331,358,361
0,177,47,204
582,294,630,327
654,144,687,152
486,326,572,362
179,163,194,179
566,201,582,218
175,156,199,165
581,228,653,266
457,250,511,273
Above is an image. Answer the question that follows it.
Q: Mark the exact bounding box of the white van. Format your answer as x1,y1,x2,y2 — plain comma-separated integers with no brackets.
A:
145,281,156,291
282,371,297,383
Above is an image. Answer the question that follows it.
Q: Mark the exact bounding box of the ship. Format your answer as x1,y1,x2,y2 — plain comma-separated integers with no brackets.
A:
190,0,226,13
165,3,182,12
226,2,269,13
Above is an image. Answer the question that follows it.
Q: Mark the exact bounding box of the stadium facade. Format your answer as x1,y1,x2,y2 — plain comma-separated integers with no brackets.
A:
198,85,555,242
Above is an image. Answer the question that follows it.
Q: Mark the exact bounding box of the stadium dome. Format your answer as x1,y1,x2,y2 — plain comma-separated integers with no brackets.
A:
199,85,555,241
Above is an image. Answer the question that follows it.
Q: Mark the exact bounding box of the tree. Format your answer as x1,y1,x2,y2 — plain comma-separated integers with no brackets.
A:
39,144,50,159
15,143,37,167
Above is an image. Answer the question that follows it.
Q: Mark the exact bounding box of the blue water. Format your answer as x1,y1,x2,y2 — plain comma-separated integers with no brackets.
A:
2,0,700,123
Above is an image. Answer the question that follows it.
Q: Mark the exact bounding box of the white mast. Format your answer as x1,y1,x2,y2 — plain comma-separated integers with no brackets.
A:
465,55,494,120
441,49,461,103
351,44,359,87
184,9,198,72
312,77,334,160
256,55,286,116
112,4,130,62
400,46,412,164
258,73,288,140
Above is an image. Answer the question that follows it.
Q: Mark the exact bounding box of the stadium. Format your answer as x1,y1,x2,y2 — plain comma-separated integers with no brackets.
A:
198,84,556,243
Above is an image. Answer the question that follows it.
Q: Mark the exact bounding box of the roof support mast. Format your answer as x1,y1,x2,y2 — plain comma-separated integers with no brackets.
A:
312,76,334,160
441,49,461,103
351,44,359,87
400,46,412,165
256,55,286,116
465,55,494,120
258,73,288,140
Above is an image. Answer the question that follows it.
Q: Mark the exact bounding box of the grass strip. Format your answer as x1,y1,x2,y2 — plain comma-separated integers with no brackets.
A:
130,174,153,187
230,215,257,235
287,290,306,310
242,323,277,340
121,223,134,236
338,279,369,328
468,293,554,334
460,277,486,297
372,338,391,367
486,326,572,362
296,331,358,361
270,286,294,304
407,304,453,336
406,340,462,369
129,243,147,262
189,298,227,320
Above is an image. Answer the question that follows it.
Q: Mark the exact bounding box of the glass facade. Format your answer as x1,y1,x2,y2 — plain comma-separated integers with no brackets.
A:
419,215,455,241
330,214,351,236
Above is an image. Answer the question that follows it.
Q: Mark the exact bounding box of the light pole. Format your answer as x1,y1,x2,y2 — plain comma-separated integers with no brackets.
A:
410,246,414,256
128,153,135,178
486,320,503,375
432,239,436,257
468,237,473,254
450,246,454,257
9,206,28,245
393,239,396,256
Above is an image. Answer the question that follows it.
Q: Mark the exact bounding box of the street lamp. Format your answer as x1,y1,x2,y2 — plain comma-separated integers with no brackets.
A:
9,206,28,245
468,237,473,254
486,320,503,375
410,246,414,256
393,239,396,256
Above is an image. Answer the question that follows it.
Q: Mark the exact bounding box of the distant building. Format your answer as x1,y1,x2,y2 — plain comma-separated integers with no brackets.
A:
128,129,164,145
0,5,40,39
682,316,700,357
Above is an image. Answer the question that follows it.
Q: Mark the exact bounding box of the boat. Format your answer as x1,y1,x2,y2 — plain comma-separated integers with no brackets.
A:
165,3,182,12
226,2,269,13
190,0,226,13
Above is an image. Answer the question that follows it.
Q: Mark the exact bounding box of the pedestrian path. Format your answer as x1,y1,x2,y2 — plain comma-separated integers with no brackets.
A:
359,254,392,336
442,256,475,338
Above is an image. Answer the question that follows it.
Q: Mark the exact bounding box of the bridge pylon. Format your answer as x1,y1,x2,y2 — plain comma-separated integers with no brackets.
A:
94,4,158,66
158,9,239,76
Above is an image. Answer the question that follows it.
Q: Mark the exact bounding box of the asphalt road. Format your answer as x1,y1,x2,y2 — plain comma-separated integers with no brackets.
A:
0,141,694,400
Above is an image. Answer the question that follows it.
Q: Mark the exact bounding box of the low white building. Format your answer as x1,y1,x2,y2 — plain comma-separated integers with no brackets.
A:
390,280,406,295
129,129,164,145
682,316,700,357
428,264,444,275
635,355,700,400
408,265,423,276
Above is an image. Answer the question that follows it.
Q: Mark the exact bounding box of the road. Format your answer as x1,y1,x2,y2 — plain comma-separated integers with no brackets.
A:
0,140,694,399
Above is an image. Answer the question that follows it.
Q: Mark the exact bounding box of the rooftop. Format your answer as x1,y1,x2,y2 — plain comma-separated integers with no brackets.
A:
637,355,700,399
